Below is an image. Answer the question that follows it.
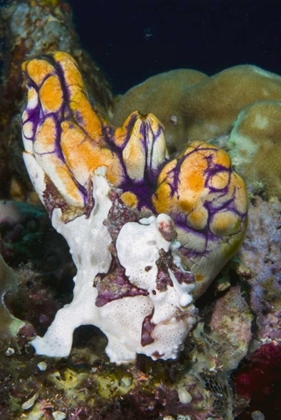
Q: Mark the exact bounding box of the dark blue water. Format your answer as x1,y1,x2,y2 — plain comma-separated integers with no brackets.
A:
68,0,281,93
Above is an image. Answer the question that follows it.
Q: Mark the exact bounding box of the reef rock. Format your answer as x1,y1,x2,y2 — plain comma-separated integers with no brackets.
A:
228,100,281,198
239,196,281,342
0,254,25,339
113,65,281,152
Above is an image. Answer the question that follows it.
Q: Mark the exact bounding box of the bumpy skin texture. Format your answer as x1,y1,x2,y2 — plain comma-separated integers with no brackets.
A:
21,52,248,362
152,141,248,299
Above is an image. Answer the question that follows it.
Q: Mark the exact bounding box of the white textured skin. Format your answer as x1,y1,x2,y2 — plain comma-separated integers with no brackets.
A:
23,153,46,203
116,216,194,321
29,166,196,364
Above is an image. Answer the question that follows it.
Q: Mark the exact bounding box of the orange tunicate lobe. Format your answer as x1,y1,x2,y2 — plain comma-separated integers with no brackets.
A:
33,116,57,154
152,141,246,235
39,75,63,114
22,52,248,244
23,59,54,86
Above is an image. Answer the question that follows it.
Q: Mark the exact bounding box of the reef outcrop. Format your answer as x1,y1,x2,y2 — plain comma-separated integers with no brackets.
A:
20,51,248,363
